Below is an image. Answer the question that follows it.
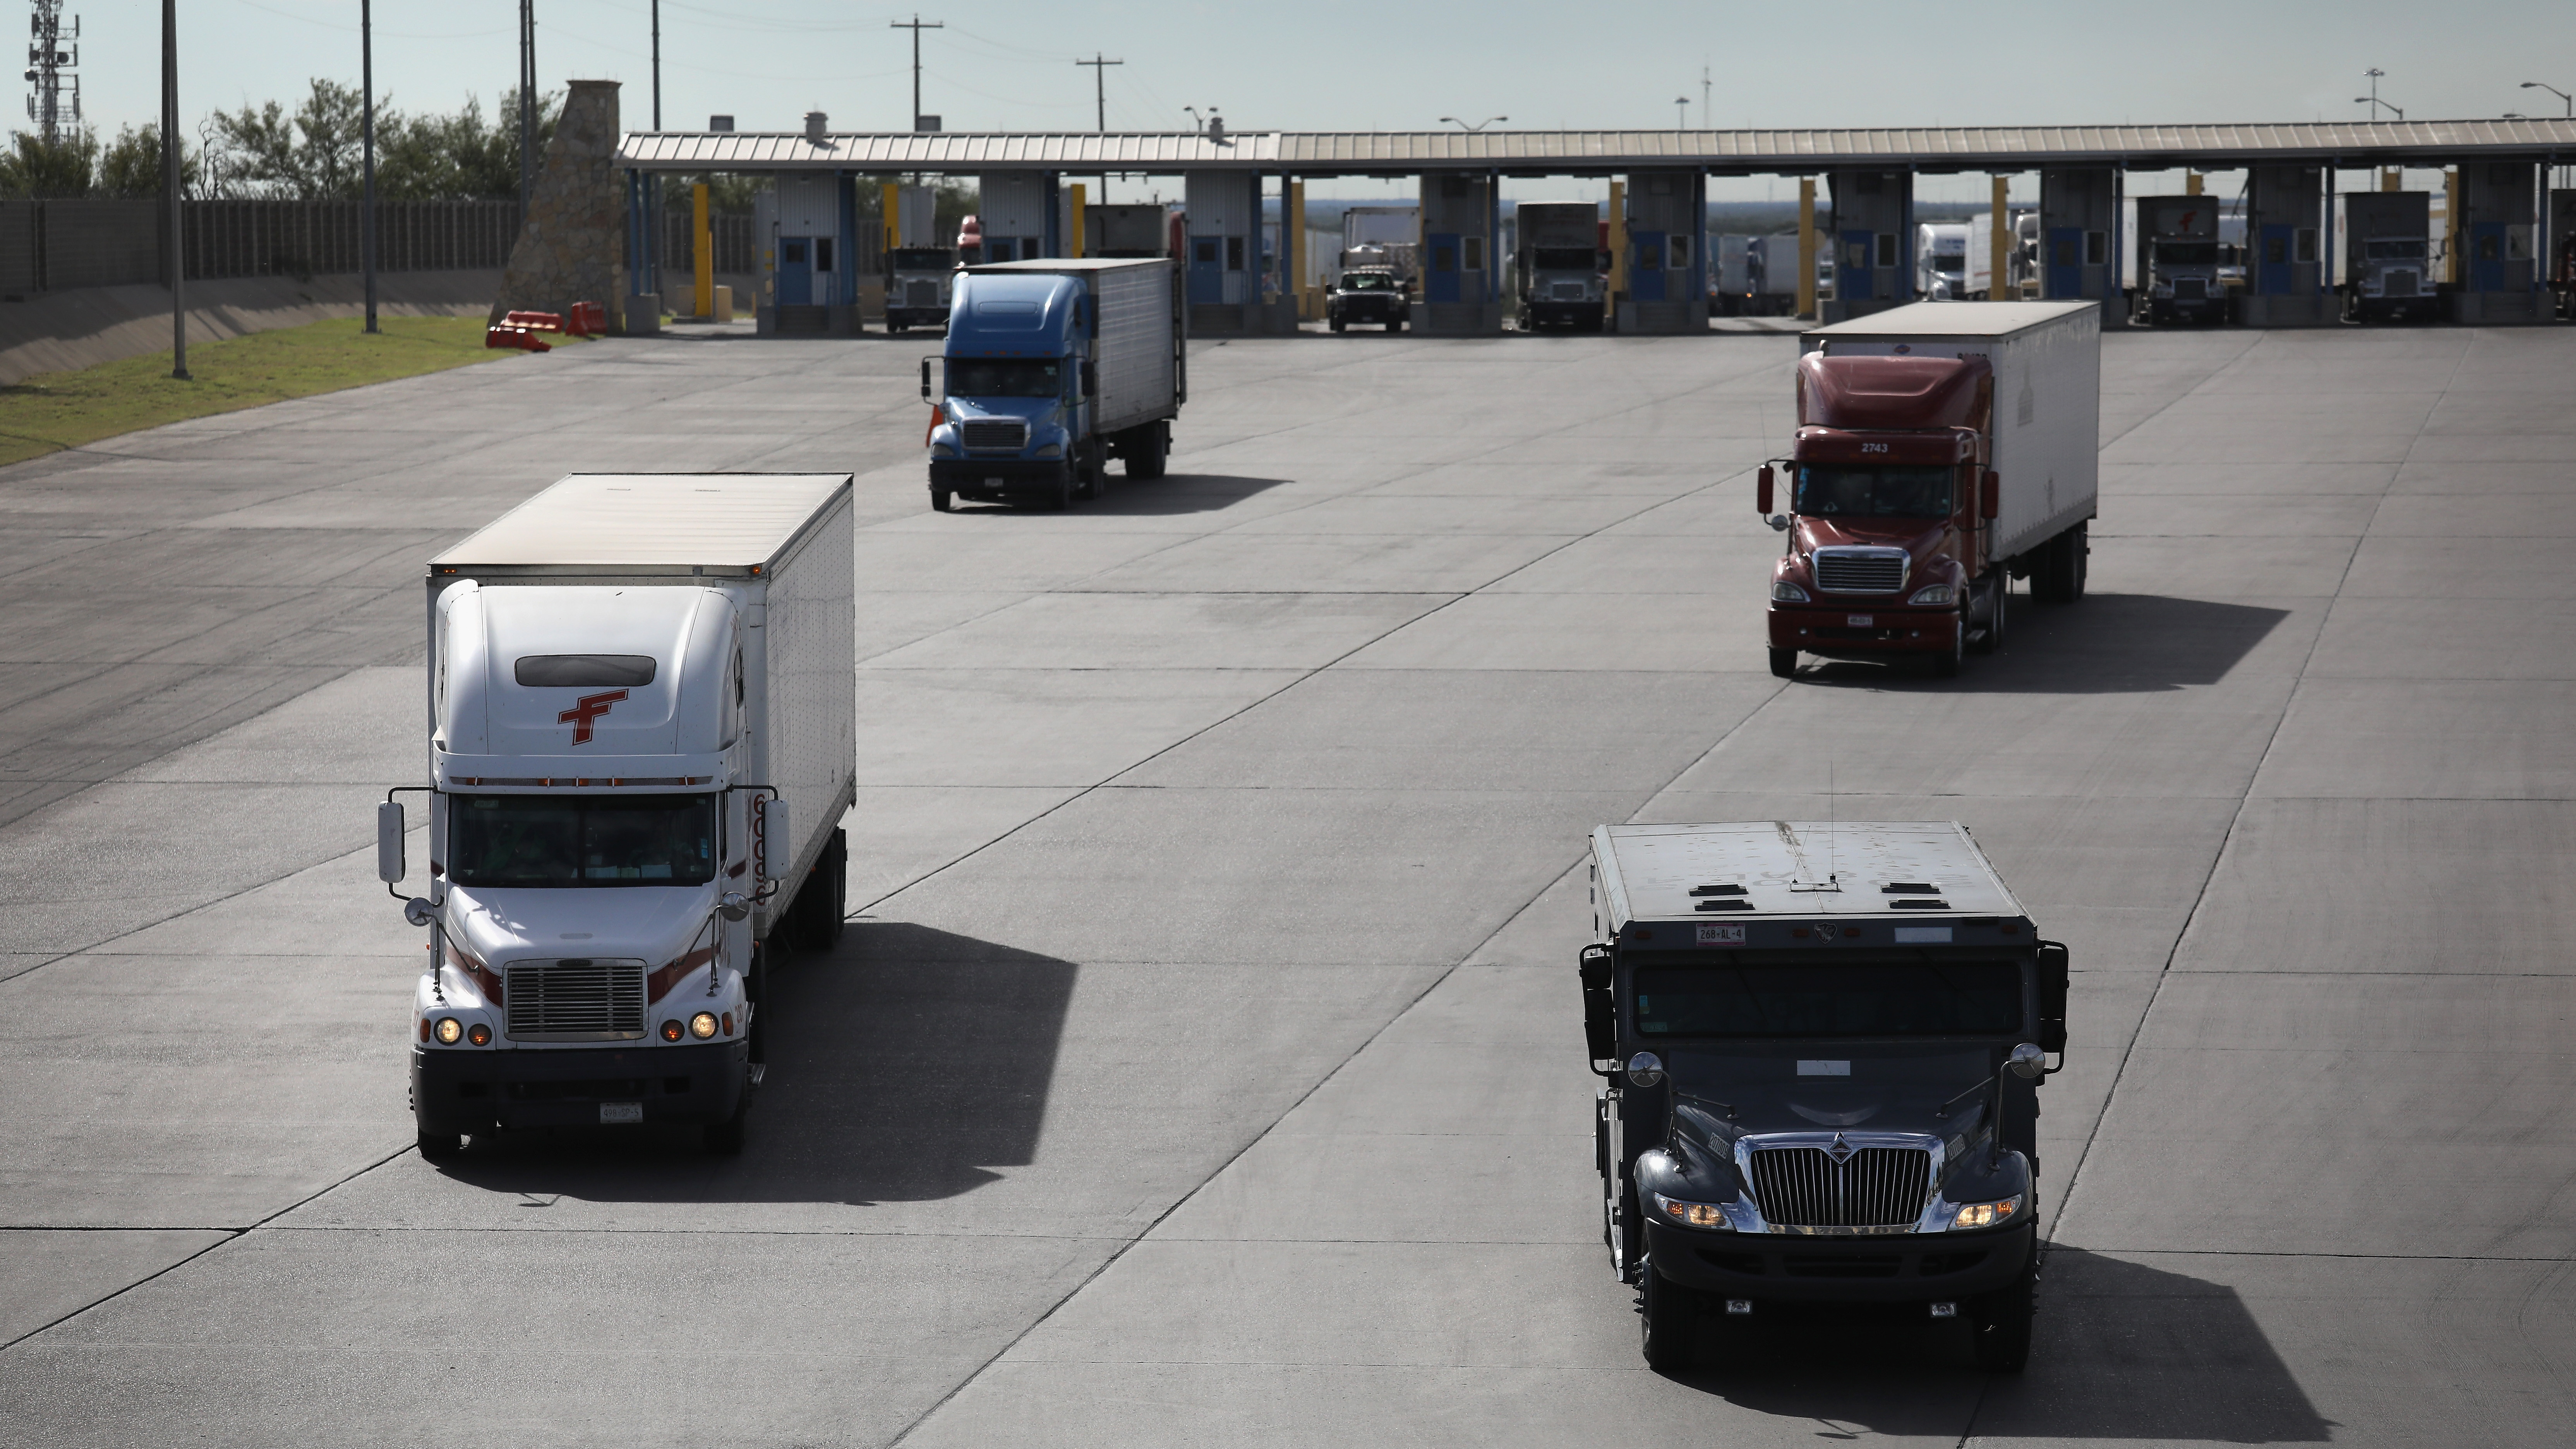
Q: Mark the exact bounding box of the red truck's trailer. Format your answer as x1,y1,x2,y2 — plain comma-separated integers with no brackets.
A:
1761,301,2099,678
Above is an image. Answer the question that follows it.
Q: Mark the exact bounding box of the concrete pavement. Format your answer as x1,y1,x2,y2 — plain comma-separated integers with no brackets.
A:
0,320,2568,1446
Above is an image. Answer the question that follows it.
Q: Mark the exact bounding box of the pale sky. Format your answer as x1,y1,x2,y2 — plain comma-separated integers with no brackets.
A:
62,0,2576,205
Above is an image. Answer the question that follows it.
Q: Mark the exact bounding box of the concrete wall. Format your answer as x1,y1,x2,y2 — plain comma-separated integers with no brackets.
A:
0,268,502,385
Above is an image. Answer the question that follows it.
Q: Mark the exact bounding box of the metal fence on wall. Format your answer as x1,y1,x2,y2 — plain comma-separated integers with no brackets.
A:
0,198,522,294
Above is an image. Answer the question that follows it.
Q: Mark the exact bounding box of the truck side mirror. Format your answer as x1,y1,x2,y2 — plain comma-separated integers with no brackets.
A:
376,801,405,884
2007,1042,2047,1080
1981,470,2000,520
1081,361,1098,398
2036,940,2069,1054
756,797,789,889
920,356,942,401
1756,465,1774,516
1578,944,1616,1070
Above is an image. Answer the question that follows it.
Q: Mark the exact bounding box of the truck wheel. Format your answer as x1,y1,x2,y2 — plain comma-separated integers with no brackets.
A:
1640,1265,1701,1371
1930,614,1964,678
1388,319,1404,333
1045,464,1073,512
2067,523,2089,601
1970,1262,2036,1372
1330,316,1346,333
1971,577,2007,655
1125,422,1168,480
1768,647,1797,680
746,944,769,1065
417,1128,463,1162
1081,438,1109,500
930,487,954,513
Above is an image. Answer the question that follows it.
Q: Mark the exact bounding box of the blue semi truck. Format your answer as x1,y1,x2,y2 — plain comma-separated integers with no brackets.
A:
922,257,1185,512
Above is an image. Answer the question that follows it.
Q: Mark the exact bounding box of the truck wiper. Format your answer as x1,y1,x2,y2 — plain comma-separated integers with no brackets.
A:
1932,1076,1994,1120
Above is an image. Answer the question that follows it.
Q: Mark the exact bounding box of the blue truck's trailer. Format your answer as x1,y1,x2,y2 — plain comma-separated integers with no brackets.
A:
922,257,1185,512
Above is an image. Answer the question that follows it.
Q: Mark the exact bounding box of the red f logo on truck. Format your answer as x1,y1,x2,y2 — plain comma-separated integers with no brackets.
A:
559,690,628,745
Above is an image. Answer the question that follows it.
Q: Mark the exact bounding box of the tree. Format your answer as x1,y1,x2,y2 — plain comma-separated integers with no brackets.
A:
0,128,97,197
206,79,368,199
96,124,185,199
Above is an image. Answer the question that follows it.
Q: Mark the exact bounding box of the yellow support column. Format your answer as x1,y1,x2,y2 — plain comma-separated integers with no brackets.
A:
1797,177,1817,319
693,183,713,319
2382,168,2401,193
883,180,900,254
1287,180,1309,320
1990,175,2010,302
1607,180,1628,330
2444,167,2461,283
1069,183,1086,259
2186,172,2204,196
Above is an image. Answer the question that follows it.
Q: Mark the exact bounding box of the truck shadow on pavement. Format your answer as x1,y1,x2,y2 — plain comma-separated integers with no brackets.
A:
1796,594,2292,695
1667,1246,2332,1442
940,474,1289,517
432,921,1075,1204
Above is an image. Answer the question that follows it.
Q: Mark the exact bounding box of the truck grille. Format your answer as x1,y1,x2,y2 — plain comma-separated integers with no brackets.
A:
904,279,942,308
2173,277,2208,300
1812,548,1909,595
504,959,647,1040
1748,1145,1935,1228
1550,281,1588,301
2384,270,2418,298
960,419,1028,452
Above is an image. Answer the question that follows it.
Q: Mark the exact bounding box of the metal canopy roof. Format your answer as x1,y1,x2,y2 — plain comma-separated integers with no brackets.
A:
619,118,2576,174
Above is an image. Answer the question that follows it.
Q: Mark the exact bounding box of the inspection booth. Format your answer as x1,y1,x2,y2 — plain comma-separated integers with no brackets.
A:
1417,170,1503,335
2236,166,2331,326
1619,168,1709,333
1819,168,1914,322
2449,161,2547,323
2035,166,2130,324
753,173,864,335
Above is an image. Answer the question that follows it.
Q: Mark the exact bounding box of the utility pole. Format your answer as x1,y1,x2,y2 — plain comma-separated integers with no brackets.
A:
159,0,184,378
362,0,377,331
1077,53,1120,205
1701,64,1710,130
518,0,535,222
891,15,942,131
650,0,660,129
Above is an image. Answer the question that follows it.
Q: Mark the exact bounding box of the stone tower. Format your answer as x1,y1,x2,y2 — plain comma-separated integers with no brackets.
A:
491,79,626,326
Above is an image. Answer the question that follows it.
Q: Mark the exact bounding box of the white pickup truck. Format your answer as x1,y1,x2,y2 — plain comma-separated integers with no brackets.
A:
381,473,857,1157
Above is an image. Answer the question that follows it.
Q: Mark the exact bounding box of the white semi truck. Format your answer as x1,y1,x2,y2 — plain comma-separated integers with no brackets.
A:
384,474,858,1158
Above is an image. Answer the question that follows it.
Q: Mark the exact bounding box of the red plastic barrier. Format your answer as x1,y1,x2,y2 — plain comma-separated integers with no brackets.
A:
484,325,552,353
566,300,607,337
503,310,566,333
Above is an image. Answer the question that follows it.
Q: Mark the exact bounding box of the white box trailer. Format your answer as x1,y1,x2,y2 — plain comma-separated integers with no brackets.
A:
393,474,858,1156
1800,302,2099,565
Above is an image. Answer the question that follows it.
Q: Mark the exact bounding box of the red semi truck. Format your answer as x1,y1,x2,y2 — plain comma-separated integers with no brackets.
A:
1761,301,2100,679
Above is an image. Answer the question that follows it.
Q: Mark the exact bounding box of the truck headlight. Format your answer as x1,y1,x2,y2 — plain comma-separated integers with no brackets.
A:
1030,444,1063,459
690,1011,720,1040
1952,1193,2025,1230
434,1016,462,1045
1772,581,1809,603
466,1023,491,1047
1653,1193,1730,1230
1908,583,1957,606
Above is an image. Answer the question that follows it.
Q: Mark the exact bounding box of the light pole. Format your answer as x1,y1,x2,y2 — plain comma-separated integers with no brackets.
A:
2357,69,2403,122
161,0,185,379
2522,81,2572,117
1439,115,1506,132
362,0,376,333
1675,96,1689,129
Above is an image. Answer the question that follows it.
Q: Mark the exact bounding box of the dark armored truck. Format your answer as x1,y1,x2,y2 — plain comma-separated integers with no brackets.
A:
1582,821,2069,1372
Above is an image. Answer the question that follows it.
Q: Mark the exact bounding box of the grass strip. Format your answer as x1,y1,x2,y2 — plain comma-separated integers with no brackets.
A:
0,315,560,468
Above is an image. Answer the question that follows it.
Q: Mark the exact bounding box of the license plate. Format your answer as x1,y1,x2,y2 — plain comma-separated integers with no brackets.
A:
599,1102,643,1124
984,477,1003,486
1847,614,1874,628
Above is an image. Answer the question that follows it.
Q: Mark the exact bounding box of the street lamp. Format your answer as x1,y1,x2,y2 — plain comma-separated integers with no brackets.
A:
2521,81,2573,117
1439,115,1506,132
1675,96,1689,129
2357,68,2402,122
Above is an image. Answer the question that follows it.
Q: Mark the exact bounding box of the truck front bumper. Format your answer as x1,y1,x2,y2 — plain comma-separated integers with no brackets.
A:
931,457,1071,498
1646,1219,2034,1303
412,1041,748,1133
1770,603,1955,658
1526,301,1599,328
887,307,950,330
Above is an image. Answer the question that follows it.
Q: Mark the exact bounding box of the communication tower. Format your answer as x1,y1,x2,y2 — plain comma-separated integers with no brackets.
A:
25,0,79,142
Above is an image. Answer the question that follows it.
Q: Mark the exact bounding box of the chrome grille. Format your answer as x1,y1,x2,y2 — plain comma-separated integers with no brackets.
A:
504,959,646,1040
1749,1146,1935,1228
904,279,941,308
960,419,1028,452
2172,277,2208,300
1812,549,1908,595
2384,270,2418,298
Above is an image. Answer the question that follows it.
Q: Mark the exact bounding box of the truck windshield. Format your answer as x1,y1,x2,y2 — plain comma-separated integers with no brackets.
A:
891,248,954,270
1530,247,1596,271
1632,960,2022,1037
948,358,1062,398
2155,242,2219,264
2365,240,2427,261
1796,464,1954,518
449,793,717,888
1340,273,1396,291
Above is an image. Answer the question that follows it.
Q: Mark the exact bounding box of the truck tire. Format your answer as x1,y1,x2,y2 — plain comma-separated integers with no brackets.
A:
1971,577,2007,655
1082,438,1109,501
1125,422,1168,480
1044,463,1073,512
1970,1261,2036,1372
1768,647,1797,679
1388,319,1404,333
1330,316,1346,333
746,943,769,1066
2067,522,2089,601
930,487,954,513
417,1128,463,1162
1930,613,1964,678
1640,1265,1701,1371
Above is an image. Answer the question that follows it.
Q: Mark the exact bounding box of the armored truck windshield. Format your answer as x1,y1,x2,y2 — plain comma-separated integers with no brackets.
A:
1631,956,2023,1037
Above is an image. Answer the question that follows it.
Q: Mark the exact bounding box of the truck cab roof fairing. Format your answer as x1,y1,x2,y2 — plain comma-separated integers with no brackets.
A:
1797,354,1989,432
437,581,738,760
947,271,1079,354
